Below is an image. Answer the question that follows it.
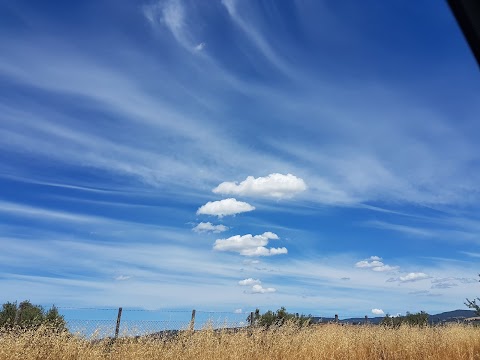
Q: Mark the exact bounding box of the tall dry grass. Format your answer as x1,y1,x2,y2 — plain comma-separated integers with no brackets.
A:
1,323,480,360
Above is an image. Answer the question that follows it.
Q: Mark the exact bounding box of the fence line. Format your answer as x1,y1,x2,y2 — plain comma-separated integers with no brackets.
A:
9,306,373,339
56,307,257,338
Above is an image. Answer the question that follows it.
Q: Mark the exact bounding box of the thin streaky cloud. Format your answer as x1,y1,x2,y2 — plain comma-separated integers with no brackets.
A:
460,251,480,258
363,220,434,237
221,0,297,77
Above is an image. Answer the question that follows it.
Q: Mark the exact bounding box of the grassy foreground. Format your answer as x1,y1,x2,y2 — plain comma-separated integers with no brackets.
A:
1,323,480,360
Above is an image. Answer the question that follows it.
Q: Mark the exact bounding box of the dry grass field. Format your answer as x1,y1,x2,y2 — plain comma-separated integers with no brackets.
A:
1,323,480,360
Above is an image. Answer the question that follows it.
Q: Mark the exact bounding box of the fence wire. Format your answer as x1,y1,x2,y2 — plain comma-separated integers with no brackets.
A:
60,308,251,339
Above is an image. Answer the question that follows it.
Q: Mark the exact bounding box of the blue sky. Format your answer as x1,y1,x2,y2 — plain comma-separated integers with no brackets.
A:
1,0,480,318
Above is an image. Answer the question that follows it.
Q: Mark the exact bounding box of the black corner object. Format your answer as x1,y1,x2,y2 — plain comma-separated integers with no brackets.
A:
447,0,480,68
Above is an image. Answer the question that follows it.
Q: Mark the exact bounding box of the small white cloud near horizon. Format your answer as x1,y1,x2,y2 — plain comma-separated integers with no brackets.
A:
238,278,261,286
372,265,398,272
399,272,430,282
388,272,430,283
243,259,260,265
355,256,398,272
234,308,243,314
213,173,307,199
213,232,287,256
115,275,132,281
197,198,255,217
251,284,276,294
192,222,228,233
371,308,385,315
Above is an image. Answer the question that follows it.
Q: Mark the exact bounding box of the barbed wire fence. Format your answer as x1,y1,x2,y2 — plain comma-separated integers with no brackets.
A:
4,305,373,339
58,307,254,339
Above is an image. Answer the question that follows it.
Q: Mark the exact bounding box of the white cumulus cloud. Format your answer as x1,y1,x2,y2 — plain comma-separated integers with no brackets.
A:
115,275,132,281
371,308,385,315
251,284,276,294
355,260,384,268
399,272,430,282
192,222,228,233
355,256,398,272
213,232,287,257
197,198,255,217
371,265,398,272
238,278,261,286
234,308,243,314
388,272,430,283
212,173,307,199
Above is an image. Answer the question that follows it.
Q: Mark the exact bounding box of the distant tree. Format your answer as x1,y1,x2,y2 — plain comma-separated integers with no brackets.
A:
0,301,66,331
44,305,66,330
381,311,429,327
247,307,311,328
465,274,480,315
0,302,17,328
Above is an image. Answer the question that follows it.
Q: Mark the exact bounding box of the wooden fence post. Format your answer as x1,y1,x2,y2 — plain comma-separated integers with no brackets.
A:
365,315,368,324
115,307,123,338
334,314,339,324
190,309,196,331
250,312,254,326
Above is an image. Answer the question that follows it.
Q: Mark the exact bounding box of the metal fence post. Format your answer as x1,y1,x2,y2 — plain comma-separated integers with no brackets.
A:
115,307,123,338
250,312,254,326
365,315,368,324
190,309,196,331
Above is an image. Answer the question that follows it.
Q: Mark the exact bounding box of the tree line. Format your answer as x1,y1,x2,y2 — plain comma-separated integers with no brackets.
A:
0,300,66,331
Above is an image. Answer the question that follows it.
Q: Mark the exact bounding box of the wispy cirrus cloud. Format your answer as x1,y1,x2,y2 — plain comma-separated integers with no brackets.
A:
363,221,434,237
0,200,105,224
221,0,295,77
430,277,477,289
460,251,480,258
143,0,198,52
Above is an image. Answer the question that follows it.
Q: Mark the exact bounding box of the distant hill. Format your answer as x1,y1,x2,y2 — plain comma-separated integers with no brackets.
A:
312,309,477,325
428,309,477,324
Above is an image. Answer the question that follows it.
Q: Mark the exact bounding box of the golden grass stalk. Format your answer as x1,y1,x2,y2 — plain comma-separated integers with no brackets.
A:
1,322,480,360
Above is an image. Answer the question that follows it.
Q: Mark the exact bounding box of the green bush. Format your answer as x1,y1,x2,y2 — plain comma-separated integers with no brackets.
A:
247,307,311,328
381,311,429,327
0,300,66,331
